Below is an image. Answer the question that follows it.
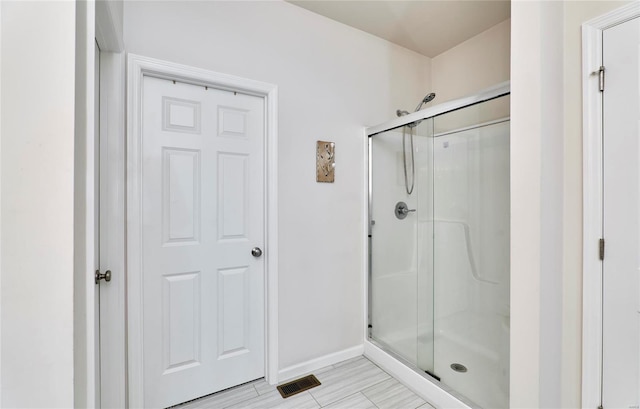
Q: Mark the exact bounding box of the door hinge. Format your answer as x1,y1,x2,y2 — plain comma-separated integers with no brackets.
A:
599,66,605,92
599,238,605,261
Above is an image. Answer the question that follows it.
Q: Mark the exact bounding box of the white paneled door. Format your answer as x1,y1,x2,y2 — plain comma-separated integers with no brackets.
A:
602,16,640,409
140,76,265,408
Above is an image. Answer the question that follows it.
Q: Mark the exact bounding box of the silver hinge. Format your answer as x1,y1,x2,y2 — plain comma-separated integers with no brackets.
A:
599,66,605,92
599,238,605,261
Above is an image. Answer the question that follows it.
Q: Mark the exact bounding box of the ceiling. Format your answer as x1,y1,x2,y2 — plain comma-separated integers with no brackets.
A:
287,1,511,58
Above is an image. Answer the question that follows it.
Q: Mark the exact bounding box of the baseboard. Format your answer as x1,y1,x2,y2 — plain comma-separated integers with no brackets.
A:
364,341,470,409
276,344,364,384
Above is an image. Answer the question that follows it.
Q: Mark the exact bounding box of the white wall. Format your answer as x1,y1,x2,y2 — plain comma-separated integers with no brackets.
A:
1,1,76,406
123,0,432,370
510,2,546,406
510,1,634,407
431,18,510,103
510,2,572,407
3,0,630,406
538,3,565,407
105,0,122,41
96,0,124,52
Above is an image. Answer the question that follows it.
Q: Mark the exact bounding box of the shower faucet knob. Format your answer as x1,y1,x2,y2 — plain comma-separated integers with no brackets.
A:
395,201,416,220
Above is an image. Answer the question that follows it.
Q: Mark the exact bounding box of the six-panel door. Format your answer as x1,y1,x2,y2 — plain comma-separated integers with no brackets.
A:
141,76,265,408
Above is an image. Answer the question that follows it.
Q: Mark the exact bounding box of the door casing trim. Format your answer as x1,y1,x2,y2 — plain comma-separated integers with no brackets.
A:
582,3,640,408
126,54,279,407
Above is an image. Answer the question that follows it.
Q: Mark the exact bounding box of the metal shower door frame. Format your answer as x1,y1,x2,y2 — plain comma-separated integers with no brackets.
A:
365,81,510,335
364,82,510,406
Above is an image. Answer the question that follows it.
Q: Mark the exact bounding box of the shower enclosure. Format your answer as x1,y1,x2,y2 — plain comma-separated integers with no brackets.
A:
367,84,510,408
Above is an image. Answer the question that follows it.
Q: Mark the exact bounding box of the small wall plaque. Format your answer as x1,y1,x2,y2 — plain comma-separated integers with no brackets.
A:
316,140,335,183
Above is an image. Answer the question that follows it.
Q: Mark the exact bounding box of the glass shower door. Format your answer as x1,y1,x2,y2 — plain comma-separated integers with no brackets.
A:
369,118,434,372
369,91,510,408
421,95,510,408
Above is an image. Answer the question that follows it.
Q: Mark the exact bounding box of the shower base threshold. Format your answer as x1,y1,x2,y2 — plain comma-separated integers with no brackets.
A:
364,340,476,409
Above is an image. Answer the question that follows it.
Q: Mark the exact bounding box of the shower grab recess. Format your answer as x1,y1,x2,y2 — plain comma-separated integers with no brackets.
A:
392,202,501,285
395,201,416,220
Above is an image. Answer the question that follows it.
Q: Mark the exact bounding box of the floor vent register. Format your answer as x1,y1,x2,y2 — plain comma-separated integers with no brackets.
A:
276,374,321,399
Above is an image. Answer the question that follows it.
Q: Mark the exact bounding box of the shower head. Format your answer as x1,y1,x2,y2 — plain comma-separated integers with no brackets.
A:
423,92,436,103
396,92,436,119
414,92,436,112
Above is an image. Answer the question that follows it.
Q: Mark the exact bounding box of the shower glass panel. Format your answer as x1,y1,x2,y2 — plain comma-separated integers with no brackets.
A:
427,95,510,408
370,117,434,370
368,93,510,409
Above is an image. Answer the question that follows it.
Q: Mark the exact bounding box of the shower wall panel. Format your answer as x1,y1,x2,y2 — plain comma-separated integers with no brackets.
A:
431,119,509,409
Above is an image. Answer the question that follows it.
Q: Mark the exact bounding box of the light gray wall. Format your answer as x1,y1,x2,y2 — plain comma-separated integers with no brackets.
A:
123,0,432,370
1,1,76,406
511,2,637,407
431,18,510,104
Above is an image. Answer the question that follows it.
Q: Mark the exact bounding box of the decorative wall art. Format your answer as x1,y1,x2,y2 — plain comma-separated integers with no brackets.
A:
316,140,335,183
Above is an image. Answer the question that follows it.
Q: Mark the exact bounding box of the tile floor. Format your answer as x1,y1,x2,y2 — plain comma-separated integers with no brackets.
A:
177,356,436,409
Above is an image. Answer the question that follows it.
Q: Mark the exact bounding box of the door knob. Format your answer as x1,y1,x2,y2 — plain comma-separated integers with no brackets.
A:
95,269,112,284
251,247,263,257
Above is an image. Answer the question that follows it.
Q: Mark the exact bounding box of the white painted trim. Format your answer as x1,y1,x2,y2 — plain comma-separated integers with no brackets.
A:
127,54,144,408
98,50,126,408
126,54,279,406
95,0,123,52
0,3,3,404
74,1,97,407
581,3,640,408
581,22,604,409
364,341,469,408
584,1,640,30
278,345,364,382
93,3,126,407
265,85,280,386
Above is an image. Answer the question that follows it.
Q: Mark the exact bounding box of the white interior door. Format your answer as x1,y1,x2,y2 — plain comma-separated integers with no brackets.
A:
138,76,265,408
602,16,640,409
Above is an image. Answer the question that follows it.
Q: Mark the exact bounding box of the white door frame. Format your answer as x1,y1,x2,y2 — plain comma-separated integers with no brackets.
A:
126,54,279,407
97,46,127,409
75,2,125,406
94,3,127,407
75,1,97,406
582,3,640,408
